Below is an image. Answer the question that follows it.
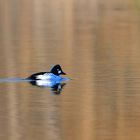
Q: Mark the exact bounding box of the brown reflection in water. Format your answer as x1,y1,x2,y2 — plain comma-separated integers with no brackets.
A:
0,0,140,140
94,1,140,140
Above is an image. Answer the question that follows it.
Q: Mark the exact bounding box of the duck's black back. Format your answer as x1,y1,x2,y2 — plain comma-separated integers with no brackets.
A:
28,72,47,80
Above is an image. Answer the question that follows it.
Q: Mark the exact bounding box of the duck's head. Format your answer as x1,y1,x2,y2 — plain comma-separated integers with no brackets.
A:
50,64,66,76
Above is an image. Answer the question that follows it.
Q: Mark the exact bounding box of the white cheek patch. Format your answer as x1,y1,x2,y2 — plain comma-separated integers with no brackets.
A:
58,70,61,74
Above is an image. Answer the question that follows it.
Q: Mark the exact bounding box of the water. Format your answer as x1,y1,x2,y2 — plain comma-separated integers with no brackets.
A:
0,0,140,140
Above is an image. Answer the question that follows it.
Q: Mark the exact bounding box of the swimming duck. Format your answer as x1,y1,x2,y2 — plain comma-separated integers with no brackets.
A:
28,64,66,81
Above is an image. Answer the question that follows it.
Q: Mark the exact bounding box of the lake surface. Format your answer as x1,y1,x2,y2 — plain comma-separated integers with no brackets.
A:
0,0,140,140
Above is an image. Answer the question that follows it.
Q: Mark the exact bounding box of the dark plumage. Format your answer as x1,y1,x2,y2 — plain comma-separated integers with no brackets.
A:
28,64,66,80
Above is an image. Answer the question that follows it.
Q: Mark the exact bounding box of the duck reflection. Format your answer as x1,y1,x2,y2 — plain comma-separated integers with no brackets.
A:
29,80,67,95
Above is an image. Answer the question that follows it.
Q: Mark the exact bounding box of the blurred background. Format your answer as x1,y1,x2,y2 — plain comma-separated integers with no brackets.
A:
0,0,140,140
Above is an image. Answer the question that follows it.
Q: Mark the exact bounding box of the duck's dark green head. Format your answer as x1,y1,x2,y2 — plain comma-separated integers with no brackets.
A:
50,65,66,76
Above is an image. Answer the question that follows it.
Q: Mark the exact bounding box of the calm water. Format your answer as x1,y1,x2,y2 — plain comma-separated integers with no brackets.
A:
0,0,140,140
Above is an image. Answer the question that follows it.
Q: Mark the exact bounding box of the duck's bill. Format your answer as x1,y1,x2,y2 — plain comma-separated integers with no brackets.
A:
61,71,66,75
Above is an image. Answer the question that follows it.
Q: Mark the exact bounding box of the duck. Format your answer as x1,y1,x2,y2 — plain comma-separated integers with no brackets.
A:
28,64,66,81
